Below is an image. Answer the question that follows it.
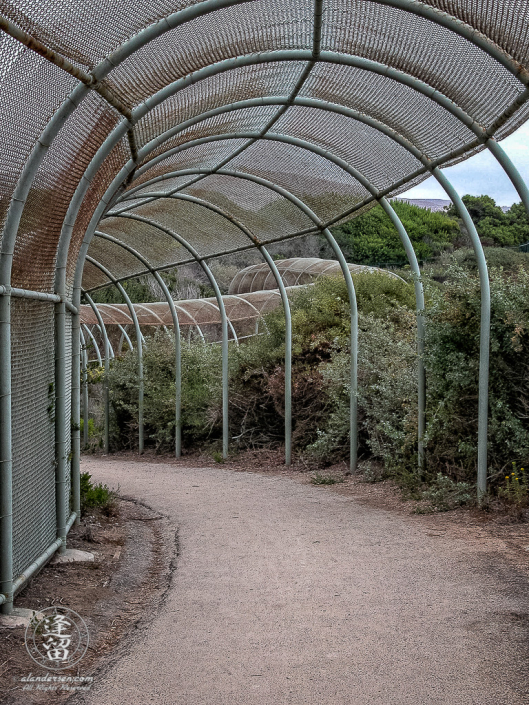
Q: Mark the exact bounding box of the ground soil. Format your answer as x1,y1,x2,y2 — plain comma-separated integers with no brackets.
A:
1,448,529,704
0,497,177,704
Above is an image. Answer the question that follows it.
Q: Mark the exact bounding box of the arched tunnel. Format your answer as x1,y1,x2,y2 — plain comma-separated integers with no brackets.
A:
1,0,529,614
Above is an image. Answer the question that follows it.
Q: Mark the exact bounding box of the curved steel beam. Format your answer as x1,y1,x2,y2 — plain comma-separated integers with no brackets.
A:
83,293,111,453
114,192,294,465
82,324,103,365
117,324,134,353
104,214,231,458
92,232,183,455
86,256,145,453
79,327,89,448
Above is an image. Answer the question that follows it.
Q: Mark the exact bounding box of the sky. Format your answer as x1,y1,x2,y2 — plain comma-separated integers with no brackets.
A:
399,122,529,207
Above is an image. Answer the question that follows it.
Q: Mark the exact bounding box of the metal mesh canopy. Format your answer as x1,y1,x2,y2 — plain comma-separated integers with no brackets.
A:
80,287,301,343
0,0,528,295
2,0,529,611
228,257,402,293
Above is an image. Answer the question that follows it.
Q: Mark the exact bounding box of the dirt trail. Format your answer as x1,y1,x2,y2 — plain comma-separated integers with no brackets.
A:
74,457,528,705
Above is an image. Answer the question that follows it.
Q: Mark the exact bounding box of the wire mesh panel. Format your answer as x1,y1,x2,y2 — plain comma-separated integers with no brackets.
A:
10,299,56,578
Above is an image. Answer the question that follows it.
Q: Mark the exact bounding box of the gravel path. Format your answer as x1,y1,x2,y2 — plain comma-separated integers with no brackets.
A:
76,457,528,705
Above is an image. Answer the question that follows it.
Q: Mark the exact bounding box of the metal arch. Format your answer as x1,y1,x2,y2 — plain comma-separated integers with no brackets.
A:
433,168,490,499
117,324,134,352
76,156,360,472
115,128,427,468
82,324,103,366
3,0,529,93
103,190,295,463
57,46,529,308
92,232,183,456
86,256,145,453
79,327,89,449
103,214,231,458
83,293,111,453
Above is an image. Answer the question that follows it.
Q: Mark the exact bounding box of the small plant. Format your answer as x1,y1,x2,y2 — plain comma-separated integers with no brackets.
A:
498,463,529,509
416,473,473,513
212,451,224,463
310,472,344,485
360,462,386,484
80,471,117,516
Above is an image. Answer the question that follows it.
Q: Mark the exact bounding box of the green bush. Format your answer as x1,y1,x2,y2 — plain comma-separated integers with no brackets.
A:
423,264,529,482
79,472,116,515
454,246,529,272
106,331,222,452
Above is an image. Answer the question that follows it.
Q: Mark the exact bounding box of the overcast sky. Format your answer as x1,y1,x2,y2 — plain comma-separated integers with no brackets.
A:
400,122,529,207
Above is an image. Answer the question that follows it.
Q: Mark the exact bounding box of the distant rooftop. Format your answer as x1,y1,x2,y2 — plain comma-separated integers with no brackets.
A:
396,198,510,213
395,198,452,212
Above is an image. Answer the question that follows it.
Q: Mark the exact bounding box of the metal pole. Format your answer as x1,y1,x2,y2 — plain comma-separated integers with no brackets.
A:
379,197,426,470
320,230,359,474
0,290,13,614
486,139,529,217
117,324,134,352
71,291,81,526
79,328,89,448
256,248,292,466
86,258,144,453
83,324,102,366
54,300,67,554
433,168,490,502
84,293,110,454
93,233,183,458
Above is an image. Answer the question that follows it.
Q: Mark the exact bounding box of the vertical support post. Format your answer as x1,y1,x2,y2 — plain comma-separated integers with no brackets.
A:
379,197,426,470
0,290,13,614
321,229,358,474
71,293,81,526
433,168,490,502
84,294,110,454
54,301,67,554
486,139,529,217
258,248,292,466
85,261,144,453
199,262,229,459
150,272,182,458
83,324,102,366
80,328,89,448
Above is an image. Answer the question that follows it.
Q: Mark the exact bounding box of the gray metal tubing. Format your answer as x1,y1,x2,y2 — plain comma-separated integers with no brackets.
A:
83,324,102,366
486,139,529,218
118,324,134,352
84,294,110,453
433,168,490,501
86,257,144,453
12,511,77,597
79,328,89,448
317,230,359,474
71,297,81,527
379,197,426,469
54,300,68,554
112,213,230,458
93,232,183,457
0,290,13,614
96,325,115,359
108,193,293,464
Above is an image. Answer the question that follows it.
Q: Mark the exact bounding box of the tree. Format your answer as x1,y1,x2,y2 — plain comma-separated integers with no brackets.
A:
446,195,529,247
321,200,460,265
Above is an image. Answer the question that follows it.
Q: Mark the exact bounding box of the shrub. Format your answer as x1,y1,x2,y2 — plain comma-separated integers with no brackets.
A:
79,472,117,515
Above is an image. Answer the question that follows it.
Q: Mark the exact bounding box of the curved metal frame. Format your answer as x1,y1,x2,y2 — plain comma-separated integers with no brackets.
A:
2,0,529,613
86,256,145,454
